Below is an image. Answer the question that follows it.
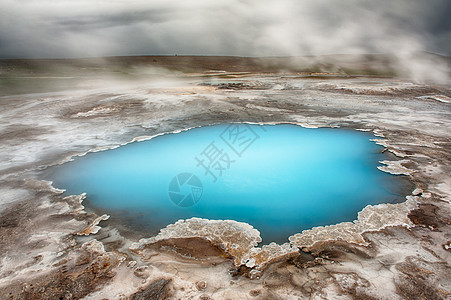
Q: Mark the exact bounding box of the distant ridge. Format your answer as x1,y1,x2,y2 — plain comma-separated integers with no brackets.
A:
1,53,450,78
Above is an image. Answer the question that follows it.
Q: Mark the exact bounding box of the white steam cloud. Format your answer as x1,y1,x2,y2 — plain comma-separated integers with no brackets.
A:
0,0,449,82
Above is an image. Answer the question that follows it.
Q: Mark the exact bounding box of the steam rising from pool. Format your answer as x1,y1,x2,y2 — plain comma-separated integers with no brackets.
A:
49,124,407,243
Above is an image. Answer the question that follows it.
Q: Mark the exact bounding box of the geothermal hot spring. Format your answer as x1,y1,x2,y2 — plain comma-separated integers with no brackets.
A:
48,124,409,244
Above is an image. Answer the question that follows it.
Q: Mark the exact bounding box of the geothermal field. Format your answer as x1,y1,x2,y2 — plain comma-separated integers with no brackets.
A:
0,55,450,299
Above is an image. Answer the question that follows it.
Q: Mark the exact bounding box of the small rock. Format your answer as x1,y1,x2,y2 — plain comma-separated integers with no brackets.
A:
134,266,150,279
249,269,262,280
245,258,256,268
81,239,105,256
196,280,207,290
199,294,210,300
127,260,137,268
249,289,261,297
412,188,423,196
22,283,32,292
315,257,325,263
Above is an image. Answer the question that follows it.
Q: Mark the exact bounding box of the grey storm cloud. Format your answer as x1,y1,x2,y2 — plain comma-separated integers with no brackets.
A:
0,0,449,59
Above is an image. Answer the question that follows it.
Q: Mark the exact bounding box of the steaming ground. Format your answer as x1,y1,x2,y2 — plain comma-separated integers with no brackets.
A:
0,57,450,299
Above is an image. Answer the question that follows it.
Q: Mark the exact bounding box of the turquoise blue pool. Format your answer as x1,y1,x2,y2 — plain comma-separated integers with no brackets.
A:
48,124,408,244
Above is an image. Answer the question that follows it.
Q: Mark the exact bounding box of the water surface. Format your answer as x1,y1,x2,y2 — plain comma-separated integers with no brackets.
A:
48,124,408,243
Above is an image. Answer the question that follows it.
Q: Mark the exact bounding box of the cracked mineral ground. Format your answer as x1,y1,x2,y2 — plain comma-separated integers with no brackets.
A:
0,56,450,299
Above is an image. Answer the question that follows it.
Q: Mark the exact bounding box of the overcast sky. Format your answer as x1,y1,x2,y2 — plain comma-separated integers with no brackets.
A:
0,0,449,59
